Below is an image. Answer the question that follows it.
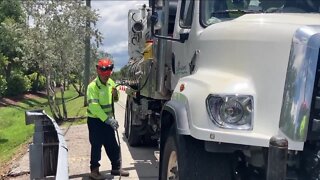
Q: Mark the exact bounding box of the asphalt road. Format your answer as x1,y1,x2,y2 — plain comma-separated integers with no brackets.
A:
7,90,159,180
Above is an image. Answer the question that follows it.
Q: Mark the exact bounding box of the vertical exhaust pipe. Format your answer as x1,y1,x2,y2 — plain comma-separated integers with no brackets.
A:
155,0,169,96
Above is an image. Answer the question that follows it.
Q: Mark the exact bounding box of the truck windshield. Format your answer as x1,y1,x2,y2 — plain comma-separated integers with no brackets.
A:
201,0,320,26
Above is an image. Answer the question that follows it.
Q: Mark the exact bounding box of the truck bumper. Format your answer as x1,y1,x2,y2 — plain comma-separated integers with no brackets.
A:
266,136,288,180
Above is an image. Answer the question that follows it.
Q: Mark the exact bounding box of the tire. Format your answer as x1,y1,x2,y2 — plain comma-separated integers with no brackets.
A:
161,126,232,180
161,130,178,180
127,101,141,146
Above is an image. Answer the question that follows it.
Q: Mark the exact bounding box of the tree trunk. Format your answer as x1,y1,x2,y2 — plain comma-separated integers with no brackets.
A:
61,85,67,120
63,78,66,91
72,83,83,96
46,74,58,119
34,72,40,92
4,62,11,82
46,73,63,122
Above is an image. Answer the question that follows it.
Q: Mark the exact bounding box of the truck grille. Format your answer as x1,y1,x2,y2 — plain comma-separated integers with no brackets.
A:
308,49,320,140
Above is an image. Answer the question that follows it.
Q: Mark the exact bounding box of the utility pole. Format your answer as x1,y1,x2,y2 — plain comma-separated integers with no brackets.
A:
84,0,91,106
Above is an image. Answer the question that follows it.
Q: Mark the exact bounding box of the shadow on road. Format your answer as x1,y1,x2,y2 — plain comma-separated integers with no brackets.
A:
69,167,135,180
121,133,159,180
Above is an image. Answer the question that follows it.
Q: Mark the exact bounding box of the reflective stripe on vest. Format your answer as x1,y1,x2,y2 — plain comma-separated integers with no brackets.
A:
88,99,99,104
87,108,113,117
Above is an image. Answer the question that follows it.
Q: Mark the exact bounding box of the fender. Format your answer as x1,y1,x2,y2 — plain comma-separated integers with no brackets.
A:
159,99,190,180
162,99,191,135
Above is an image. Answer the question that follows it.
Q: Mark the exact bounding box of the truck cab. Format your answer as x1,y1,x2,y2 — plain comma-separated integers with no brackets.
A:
152,0,320,179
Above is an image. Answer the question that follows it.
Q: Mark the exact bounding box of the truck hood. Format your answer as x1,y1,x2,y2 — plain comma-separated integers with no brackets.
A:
235,13,320,25
199,14,320,44
181,13,320,149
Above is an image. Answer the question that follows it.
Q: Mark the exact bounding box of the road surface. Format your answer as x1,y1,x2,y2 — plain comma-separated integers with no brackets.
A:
7,90,159,180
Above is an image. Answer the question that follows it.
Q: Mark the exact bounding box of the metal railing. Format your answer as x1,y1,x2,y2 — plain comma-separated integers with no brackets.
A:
25,110,68,180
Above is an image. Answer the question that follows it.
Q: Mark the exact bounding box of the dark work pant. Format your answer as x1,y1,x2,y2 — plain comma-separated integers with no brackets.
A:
87,117,121,171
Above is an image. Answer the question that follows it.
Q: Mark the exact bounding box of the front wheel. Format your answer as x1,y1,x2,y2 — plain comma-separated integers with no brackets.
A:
161,126,232,180
161,131,178,179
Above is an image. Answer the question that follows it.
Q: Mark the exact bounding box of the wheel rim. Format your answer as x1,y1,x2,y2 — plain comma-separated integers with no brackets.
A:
167,150,178,180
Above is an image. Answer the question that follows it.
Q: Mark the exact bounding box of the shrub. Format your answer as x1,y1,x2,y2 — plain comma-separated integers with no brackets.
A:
0,75,7,97
6,74,31,96
28,72,46,92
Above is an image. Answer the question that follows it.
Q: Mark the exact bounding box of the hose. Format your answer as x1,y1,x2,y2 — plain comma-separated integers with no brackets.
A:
115,129,122,180
116,61,153,93
112,90,122,180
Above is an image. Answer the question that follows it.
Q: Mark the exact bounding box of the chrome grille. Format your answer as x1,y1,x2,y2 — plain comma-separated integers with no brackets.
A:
308,49,320,140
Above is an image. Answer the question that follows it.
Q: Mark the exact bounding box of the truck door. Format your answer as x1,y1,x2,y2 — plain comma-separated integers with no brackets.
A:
172,0,195,79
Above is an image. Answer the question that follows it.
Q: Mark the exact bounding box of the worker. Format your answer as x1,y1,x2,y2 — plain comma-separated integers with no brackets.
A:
87,58,129,179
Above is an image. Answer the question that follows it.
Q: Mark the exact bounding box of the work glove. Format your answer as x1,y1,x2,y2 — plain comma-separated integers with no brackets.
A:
105,117,119,130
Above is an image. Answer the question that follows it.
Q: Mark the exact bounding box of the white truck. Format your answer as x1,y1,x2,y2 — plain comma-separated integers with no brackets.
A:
125,0,320,179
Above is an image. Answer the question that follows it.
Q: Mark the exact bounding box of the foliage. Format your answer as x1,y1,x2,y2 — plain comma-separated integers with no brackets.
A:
0,0,25,81
0,86,86,168
28,72,46,92
22,0,102,121
0,53,8,75
120,65,130,78
0,0,25,97
5,73,31,96
0,0,25,23
0,75,6,97
111,65,129,81
111,71,122,81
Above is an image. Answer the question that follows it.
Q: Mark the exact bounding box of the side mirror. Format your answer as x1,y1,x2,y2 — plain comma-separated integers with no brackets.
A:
150,0,186,43
150,11,163,30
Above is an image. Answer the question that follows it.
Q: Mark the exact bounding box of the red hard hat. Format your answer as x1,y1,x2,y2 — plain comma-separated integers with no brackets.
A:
96,58,114,77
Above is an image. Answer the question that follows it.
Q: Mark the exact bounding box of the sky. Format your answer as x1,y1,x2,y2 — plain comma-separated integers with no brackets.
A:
91,1,148,71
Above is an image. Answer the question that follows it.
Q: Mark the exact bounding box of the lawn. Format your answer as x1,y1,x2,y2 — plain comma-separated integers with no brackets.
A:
0,87,87,169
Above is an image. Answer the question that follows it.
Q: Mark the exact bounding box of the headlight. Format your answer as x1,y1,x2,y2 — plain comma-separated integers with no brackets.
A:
206,94,253,130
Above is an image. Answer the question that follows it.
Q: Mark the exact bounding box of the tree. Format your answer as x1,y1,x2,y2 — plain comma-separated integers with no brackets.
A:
109,64,129,83
22,0,102,122
0,0,25,81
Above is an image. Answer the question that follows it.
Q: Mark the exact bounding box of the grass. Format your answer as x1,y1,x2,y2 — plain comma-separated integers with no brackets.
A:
64,95,87,125
0,107,35,166
0,86,87,169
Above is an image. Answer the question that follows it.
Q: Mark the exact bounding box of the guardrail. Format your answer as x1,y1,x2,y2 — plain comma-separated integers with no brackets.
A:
25,110,68,180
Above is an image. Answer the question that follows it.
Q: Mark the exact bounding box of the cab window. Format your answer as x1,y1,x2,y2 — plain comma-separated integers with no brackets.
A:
200,0,320,27
179,0,194,28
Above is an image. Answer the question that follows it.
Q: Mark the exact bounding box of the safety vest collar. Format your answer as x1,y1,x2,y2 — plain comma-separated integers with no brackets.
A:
95,77,112,89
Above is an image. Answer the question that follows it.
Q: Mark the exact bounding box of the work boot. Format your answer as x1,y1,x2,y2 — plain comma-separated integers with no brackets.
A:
111,169,130,177
89,167,105,180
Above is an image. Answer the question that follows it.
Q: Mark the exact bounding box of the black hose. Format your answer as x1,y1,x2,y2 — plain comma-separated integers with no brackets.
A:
135,61,153,92
112,93,122,180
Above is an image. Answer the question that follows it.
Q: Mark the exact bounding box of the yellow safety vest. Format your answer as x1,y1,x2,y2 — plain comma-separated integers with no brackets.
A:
87,77,119,122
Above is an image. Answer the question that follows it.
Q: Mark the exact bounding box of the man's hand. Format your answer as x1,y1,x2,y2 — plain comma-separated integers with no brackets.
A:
105,117,119,130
